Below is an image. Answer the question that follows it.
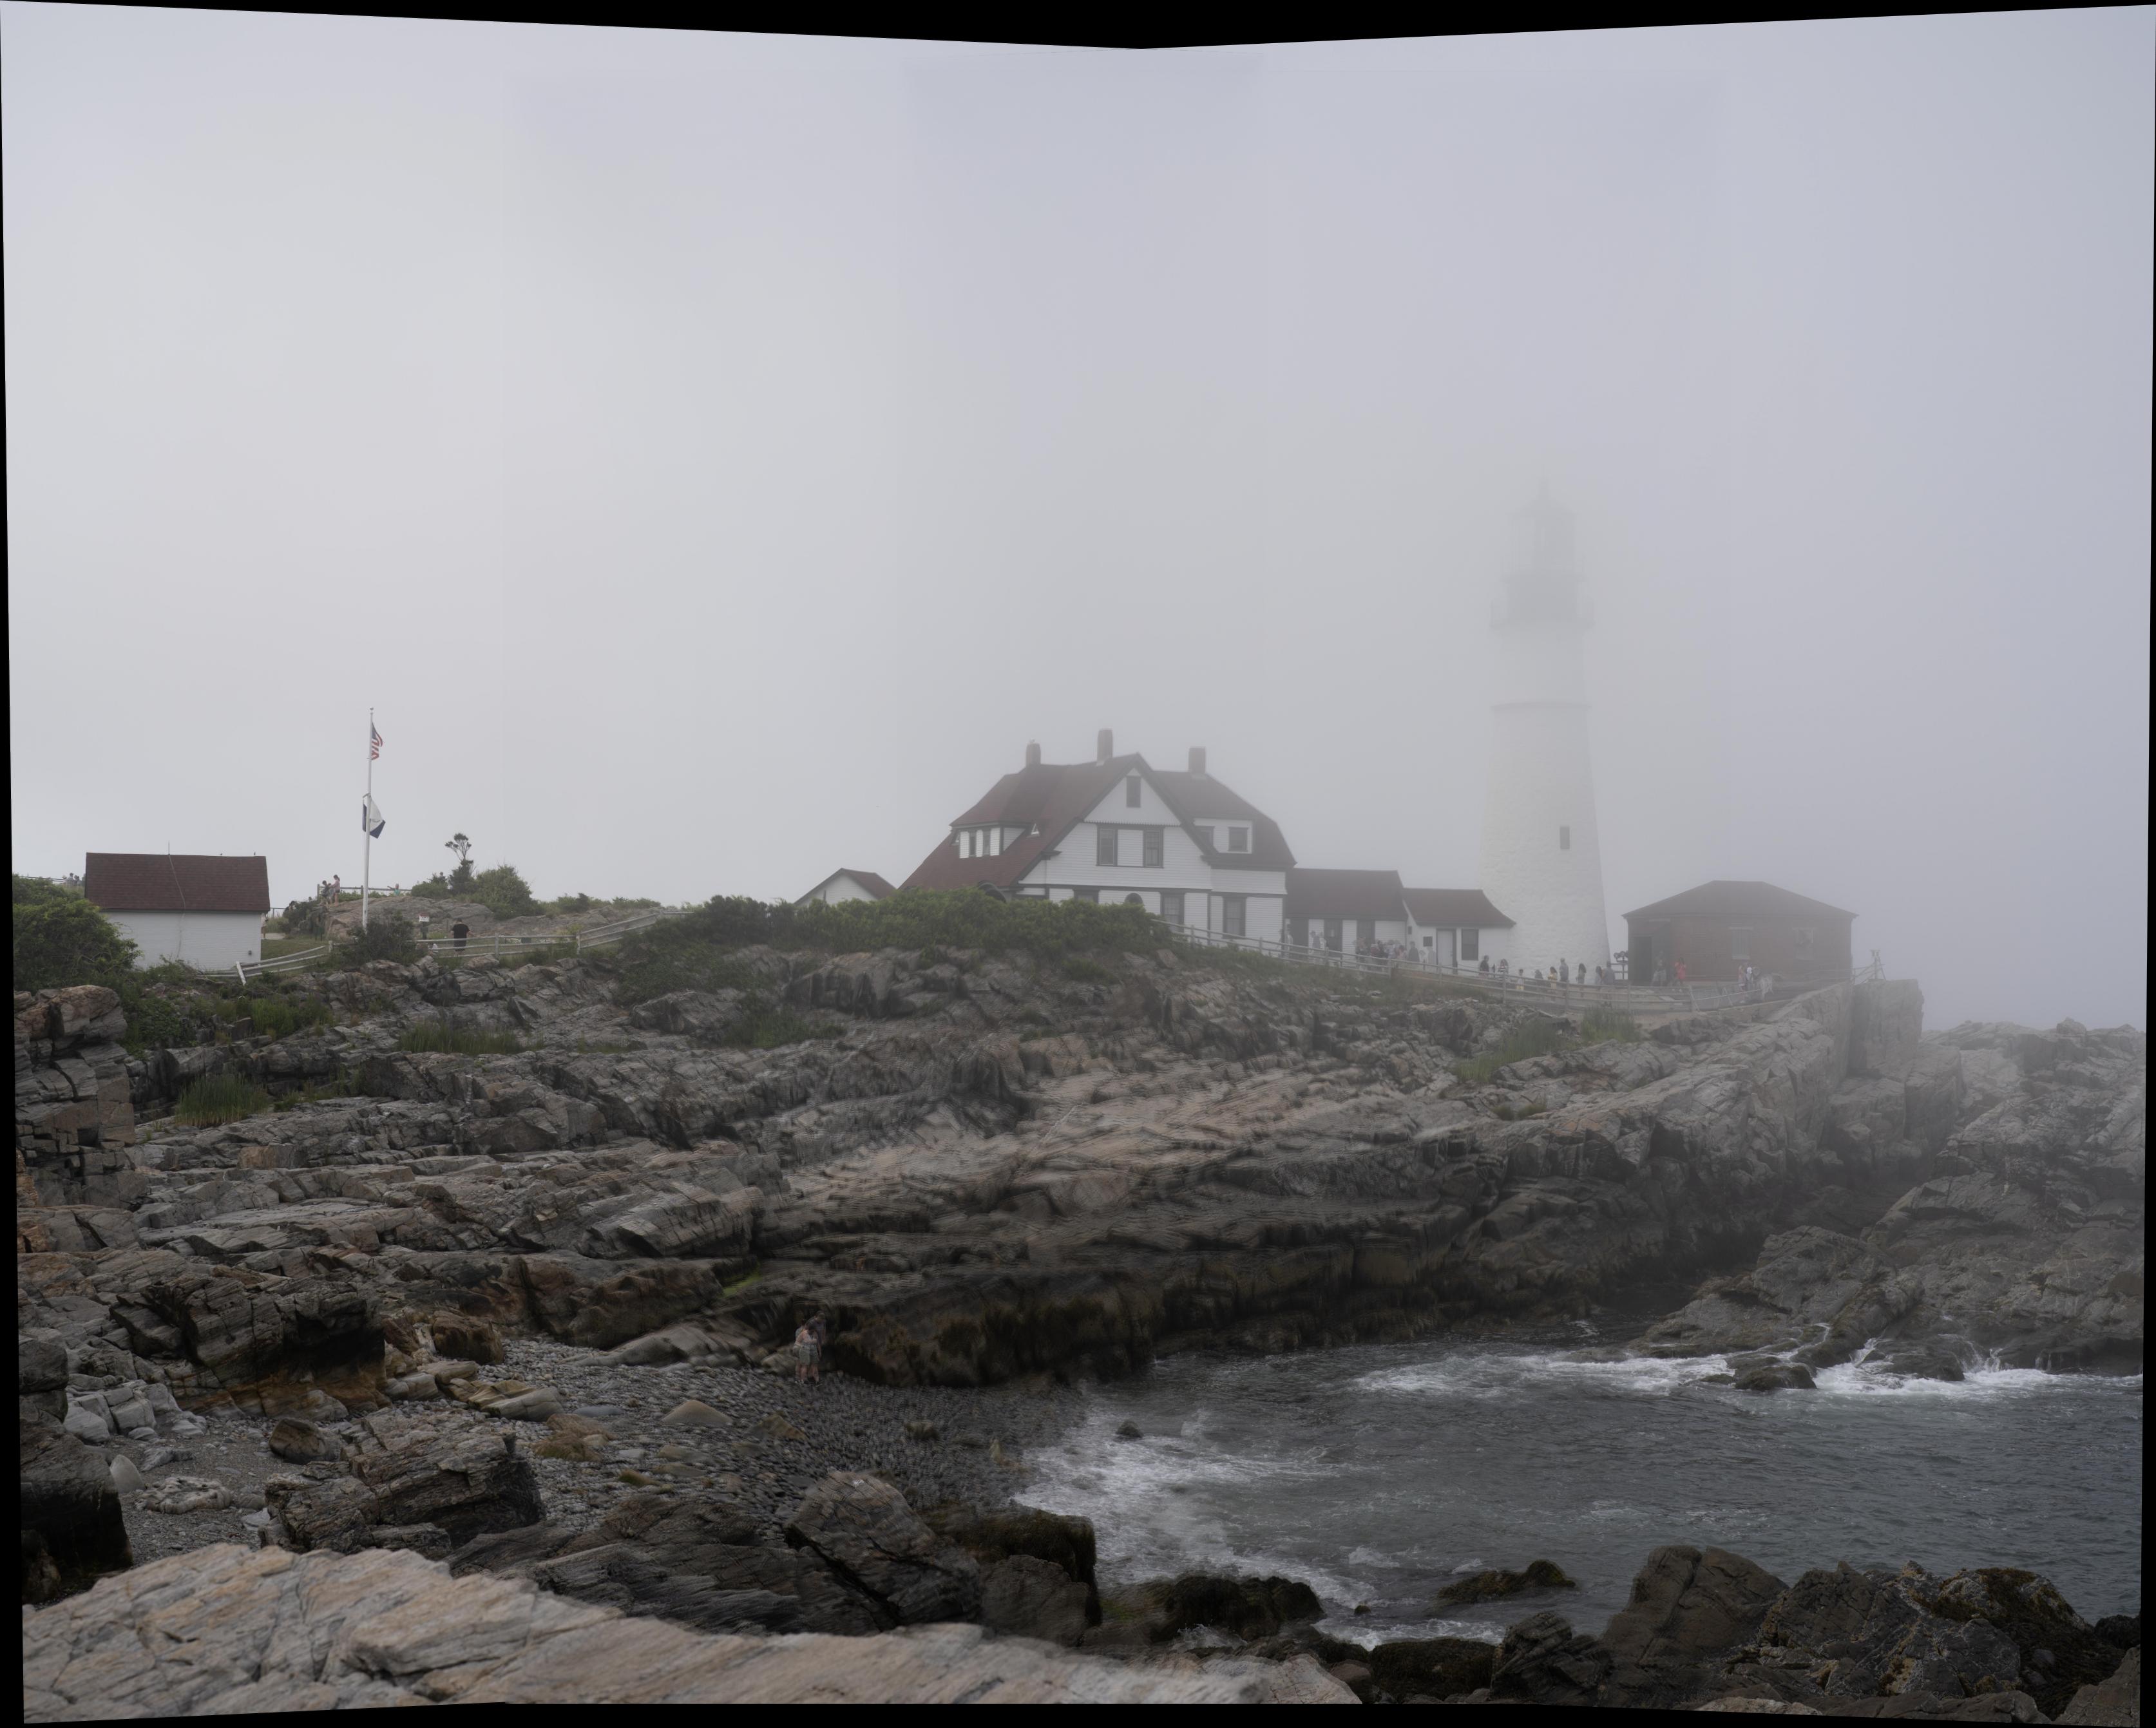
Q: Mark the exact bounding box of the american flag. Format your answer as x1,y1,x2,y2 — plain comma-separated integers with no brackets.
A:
369,723,383,761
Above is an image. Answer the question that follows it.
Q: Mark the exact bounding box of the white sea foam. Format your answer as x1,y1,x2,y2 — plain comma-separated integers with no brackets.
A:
1357,1349,1733,1400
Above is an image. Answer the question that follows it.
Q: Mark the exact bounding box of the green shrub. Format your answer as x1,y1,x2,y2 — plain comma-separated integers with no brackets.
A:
341,913,417,968
12,895,138,992
398,1018,525,1056
472,864,540,921
406,873,453,900
119,989,206,1055
12,874,81,906
1453,1018,1573,1087
174,1072,272,1126
283,898,328,936
241,996,334,1040
1579,1006,1641,1045
613,890,1158,1005
547,892,594,915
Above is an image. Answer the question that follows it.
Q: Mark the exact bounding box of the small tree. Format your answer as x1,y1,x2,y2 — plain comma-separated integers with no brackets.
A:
444,834,475,894
472,864,539,920
14,895,138,991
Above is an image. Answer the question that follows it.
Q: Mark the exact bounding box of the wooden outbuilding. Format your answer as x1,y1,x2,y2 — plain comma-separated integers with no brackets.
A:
1621,880,1855,984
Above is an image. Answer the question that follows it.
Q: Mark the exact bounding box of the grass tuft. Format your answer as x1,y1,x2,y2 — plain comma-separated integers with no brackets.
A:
1579,1006,1641,1045
398,1018,525,1056
174,1072,272,1126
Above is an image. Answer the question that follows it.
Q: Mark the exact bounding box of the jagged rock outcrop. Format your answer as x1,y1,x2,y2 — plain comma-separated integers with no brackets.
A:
1641,1019,2144,1370
783,1470,983,1626
21,1541,1356,1712
267,1407,542,1553
1429,1546,2136,1716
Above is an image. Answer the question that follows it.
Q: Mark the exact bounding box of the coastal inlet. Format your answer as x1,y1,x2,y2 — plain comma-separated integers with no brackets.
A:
1019,1333,2145,1649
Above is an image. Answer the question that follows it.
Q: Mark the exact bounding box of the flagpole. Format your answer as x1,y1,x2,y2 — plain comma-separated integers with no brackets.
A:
363,707,373,933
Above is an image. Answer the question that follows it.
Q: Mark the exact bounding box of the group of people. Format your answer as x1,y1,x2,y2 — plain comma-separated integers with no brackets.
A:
1469,954,1614,992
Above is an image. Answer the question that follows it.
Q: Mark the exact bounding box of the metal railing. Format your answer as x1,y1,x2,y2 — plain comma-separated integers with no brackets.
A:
410,906,683,962
1167,924,1871,1014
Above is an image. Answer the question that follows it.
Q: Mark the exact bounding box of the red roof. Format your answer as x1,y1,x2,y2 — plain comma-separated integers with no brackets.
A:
902,755,1295,893
1623,880,1856,923
1286,868,1409,922
1402,888,1515,929
83,853,271,914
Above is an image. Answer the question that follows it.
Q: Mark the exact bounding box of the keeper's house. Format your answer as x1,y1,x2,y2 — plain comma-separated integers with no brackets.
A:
901,732,1294,942
82,853,272,971
1623,880,1855,984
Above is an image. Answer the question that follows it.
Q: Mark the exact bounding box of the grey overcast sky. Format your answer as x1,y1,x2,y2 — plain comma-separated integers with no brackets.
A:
5,9,2150,1032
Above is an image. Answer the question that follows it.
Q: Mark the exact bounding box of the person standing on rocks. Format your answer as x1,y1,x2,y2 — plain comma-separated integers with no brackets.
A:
794,1316,825,1385
452,918,470,952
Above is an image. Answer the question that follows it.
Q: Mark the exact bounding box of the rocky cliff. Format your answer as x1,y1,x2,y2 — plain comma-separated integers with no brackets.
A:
16,951,2142,1419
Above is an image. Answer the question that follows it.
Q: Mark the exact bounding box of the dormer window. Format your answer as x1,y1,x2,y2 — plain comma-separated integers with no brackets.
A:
1227,826,1249,853
1125,775,1142,808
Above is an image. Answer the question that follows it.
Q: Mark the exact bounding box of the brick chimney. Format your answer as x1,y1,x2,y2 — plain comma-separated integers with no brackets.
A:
1025,740,1041,768
1096,728,1113,763
1188,746,1207,776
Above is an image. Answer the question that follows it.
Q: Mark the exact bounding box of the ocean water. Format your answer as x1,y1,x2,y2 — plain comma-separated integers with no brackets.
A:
1018,1333,2143,1648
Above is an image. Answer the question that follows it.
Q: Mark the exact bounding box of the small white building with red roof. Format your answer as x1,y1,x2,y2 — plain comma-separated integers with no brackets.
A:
901,731,1294,942
82,852,272,972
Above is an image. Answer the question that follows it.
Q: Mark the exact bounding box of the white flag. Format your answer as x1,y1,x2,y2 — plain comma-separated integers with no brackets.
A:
363,795,385,839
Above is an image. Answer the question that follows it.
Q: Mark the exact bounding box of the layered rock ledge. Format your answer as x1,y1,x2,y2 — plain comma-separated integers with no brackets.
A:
21,1542,1355,1713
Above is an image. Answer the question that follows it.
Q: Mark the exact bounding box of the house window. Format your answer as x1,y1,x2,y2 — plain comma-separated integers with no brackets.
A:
1073,887,1100,903
1560,826,1571,851
1096,826,1117,867
1460,927,1480,962
1160,891,1185,926
1123,893,1143,907
1227,826,1250,853
1142,827,1163,868
1196,825,1215,851
960,830,974,859
1126,775,1142,808
1222,895,1246,937
1323,918,1342,952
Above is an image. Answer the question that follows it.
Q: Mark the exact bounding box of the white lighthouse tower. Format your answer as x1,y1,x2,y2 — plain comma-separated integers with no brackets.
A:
1477,490,1612,978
